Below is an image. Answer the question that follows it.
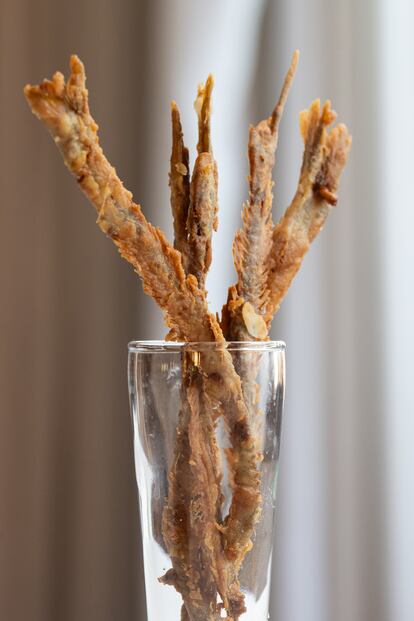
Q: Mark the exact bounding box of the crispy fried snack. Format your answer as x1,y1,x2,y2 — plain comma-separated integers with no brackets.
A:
222,50,299,342
25,56,261,620
161,365,225,621
169,79,218,290
195,75,214,155
222,53,351,340
24,57,217,344
24,54,351,621
170,102,191,258
185,151,218,289
220,57,351,598
265,119,352,321
161,346,262,620
183,76,218,289
164,81,224,620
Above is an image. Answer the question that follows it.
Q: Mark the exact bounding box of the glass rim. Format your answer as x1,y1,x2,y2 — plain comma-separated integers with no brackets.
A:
128,339,286,353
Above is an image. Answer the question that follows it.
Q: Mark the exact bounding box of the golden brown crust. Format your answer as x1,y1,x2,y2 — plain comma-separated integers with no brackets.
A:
161,348,262,619
161,360,225,621
195,74,214,155
186,370,225,619
24,57,260,619
181,76,218,289
265,112,351,323
184,153,218,289
24,56,219,344
25,54,351,621
160,397,194,606
219,64,351,611
170,102,191,257
313,123,351,206
221,286,267,342
222,51,299,341
201,351,261,620
164,78,224,618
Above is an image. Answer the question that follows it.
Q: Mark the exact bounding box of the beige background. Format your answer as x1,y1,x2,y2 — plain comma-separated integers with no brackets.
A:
0,1,149,618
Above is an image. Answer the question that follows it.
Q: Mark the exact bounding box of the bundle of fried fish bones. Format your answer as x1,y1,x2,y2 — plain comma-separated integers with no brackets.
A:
24,50,351,620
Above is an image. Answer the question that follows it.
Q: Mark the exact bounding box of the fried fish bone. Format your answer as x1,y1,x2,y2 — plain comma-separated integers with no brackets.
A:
221,56,351,597
24,56,261,620
24,53,351,620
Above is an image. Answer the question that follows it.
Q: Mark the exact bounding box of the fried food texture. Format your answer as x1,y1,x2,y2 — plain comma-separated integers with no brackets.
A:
25,53,351,620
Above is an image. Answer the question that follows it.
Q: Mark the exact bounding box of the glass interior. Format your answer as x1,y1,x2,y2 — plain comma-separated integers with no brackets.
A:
128,341,285,621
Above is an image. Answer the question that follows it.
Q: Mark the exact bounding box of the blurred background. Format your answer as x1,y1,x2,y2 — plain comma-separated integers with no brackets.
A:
1,0,413,620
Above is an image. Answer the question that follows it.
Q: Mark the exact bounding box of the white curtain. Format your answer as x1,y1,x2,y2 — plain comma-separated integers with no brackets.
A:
380,2,414,619
143,1,414,620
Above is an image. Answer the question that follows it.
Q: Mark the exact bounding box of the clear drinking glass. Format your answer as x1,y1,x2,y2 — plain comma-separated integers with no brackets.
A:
128,341,285,621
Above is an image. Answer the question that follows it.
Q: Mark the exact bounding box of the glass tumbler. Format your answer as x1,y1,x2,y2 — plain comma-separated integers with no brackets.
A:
128,341,285,621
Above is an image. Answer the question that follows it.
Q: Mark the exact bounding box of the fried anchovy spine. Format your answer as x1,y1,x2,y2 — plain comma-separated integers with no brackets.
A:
221,59,351,602
165,78,223,620
185,152,218,289
24,56,218,343
25,54,351,621
161,347,262,620
24,57,259,619
195,74,214,155
170,102,191,257
265,104,351,323
184,76,218,289
187,369,226,620
222,51,298,341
